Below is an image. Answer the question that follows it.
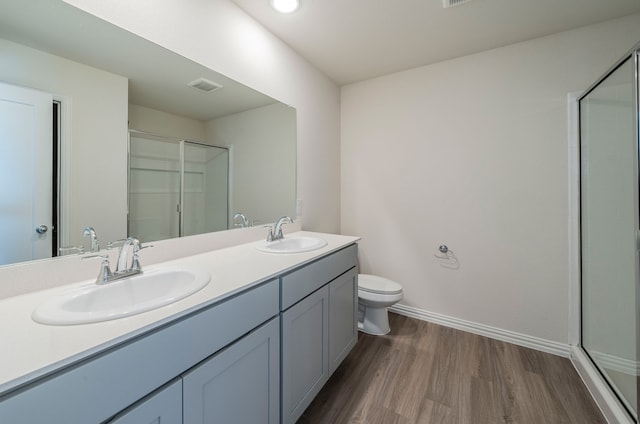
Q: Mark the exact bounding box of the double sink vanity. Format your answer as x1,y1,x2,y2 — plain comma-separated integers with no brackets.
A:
0,231,359,424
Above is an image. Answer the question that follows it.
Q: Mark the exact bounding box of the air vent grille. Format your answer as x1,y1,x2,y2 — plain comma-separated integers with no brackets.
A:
442,0,471,8
187,78,223,93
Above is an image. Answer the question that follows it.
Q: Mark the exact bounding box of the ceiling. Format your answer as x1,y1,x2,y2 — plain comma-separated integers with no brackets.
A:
231,0,640,85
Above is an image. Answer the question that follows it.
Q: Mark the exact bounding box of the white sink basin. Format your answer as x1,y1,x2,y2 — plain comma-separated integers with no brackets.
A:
32,267,211,325
256,236,327,254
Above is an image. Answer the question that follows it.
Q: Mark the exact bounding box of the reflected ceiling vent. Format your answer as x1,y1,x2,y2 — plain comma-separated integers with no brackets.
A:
187,78,223,93
442,0,470,8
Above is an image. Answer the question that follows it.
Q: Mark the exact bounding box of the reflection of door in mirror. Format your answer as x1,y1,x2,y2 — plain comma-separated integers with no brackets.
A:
0,82,54,265
182,142,229,237
128,132,229,243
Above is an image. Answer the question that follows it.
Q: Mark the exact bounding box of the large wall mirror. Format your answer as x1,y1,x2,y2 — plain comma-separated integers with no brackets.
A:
0,0,297,267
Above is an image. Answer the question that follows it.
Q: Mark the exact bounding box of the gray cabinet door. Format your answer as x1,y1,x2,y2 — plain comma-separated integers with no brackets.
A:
329,268,358,375
281,286,329,424
182,317,280,424
108,379,182,424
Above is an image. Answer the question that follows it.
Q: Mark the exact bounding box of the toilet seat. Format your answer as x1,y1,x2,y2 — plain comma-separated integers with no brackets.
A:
358,274,402,295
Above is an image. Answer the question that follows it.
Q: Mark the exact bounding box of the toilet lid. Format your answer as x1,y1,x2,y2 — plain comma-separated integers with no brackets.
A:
358,274,403,295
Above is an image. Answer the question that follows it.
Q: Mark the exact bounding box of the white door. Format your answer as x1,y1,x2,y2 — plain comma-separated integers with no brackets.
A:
0,82,53,265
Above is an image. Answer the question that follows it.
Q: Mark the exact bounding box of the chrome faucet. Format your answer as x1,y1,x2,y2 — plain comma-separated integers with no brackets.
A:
87,237,151,285
115,237,141,273
83,226,100,252
267,216,293,242
233,212,249,228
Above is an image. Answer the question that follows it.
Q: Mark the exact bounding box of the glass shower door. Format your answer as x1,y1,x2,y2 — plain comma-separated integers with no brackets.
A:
580,55,638,417
128,134,181,243
182,141,229,236
129,133,230,242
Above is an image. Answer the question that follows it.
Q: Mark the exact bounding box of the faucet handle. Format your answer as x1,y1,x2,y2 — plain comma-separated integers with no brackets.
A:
131,242,152,271
106,239,127,250
134,242,153,252
131,252,141,271
82,254,113,284
106,237,145,250
263,225,276,242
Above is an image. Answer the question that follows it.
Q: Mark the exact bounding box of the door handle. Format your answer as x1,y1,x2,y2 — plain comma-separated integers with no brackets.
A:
35,225,48,234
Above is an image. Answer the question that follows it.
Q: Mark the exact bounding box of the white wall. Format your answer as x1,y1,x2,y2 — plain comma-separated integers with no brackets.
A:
0,38,128,248
341,14,640,344
128,104,207,142
207,103,297,227
63,0,341,234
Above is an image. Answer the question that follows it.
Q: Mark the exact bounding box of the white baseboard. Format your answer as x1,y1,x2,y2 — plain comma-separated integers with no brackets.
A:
589,350,640,376
571,346,635,424
389,304,571,358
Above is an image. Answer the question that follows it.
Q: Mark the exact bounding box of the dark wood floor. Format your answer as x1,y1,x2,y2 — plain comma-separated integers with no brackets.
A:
298,313,606,424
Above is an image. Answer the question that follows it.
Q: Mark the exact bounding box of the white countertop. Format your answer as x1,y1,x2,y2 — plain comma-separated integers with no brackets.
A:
0,231,359,395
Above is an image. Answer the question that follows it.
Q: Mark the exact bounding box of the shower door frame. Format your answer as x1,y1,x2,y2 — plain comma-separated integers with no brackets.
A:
127,130,230,241
576,41,640,423
179,138,231,237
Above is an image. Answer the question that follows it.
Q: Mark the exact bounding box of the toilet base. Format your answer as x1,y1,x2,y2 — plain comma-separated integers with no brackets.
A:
358,305,391,335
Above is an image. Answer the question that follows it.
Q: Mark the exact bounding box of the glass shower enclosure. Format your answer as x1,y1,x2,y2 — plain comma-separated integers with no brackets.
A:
580,45,639,419
128,131,229,243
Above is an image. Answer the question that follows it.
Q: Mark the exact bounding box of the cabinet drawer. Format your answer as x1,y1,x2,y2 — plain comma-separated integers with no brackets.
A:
0,279,279,424
280,244,357,310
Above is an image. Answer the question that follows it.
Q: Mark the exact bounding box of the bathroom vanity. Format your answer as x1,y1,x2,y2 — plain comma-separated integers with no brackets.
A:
0,232,359,423
280,244,358,424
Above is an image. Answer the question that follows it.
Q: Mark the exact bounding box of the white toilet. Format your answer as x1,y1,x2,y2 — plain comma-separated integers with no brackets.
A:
357,274,403,335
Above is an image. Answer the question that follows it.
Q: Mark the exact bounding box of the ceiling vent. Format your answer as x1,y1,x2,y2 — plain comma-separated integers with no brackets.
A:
187,78,223,93
442,0,471,8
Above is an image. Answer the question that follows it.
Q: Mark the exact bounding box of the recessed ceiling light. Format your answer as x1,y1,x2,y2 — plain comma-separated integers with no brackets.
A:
270,0,299,13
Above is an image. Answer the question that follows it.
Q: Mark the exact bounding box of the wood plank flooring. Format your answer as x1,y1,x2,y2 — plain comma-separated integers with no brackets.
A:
298,313,606,424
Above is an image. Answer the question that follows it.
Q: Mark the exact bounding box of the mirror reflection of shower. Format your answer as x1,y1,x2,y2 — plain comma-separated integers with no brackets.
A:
579,48,638,419
128,132,229,243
